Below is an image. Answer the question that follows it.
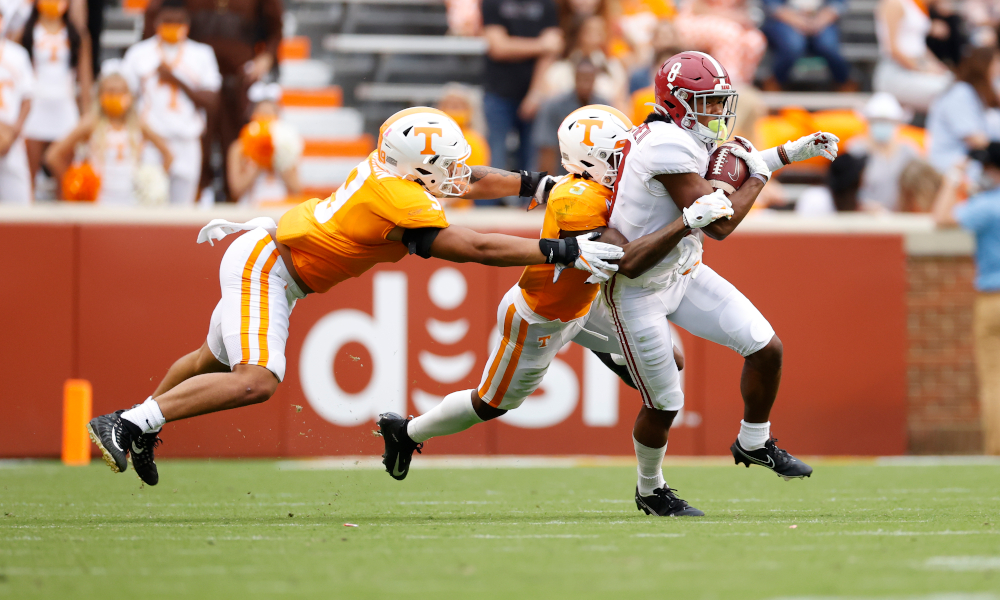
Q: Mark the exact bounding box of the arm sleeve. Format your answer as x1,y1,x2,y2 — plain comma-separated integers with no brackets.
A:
955,197,1000,233
761,146,785,172
481,0,503,27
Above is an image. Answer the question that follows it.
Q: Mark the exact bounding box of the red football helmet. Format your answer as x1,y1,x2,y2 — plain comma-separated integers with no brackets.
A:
653,51,739,146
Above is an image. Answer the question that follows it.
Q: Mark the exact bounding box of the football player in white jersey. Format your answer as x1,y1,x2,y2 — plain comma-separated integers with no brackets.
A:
600,51,840,516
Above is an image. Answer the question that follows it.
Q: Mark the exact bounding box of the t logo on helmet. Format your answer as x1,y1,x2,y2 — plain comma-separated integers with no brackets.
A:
413,127,444,155
577,119,604,146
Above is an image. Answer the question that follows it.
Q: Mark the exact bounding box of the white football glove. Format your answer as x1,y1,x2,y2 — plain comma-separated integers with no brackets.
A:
728,136,772,182
527,174,564,211
683,189,733,228
553,232,623,284
783,131,840,163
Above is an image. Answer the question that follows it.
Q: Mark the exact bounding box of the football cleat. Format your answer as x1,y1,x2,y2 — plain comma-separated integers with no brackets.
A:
130,431,163,486
635,486,705,517
376,412,422,481
731,437,813,480
87,410,138,474
590,351,637,389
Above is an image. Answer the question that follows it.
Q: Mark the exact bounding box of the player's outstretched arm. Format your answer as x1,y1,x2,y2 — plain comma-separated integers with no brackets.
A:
462,166,558,206
388,225,623,281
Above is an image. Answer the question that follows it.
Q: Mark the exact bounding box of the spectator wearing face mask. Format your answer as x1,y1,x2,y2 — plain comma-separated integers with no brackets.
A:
845,92,921,212
19,0,91,197
933,142,1000,455
227,82,302,206
122,0,220,206
927,44,1000,175
46,65,172,206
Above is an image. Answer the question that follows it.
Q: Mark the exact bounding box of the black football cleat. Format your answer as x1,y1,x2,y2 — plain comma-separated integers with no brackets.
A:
87,410,138,474
376,412,422,481
635,486,705,517
130,431,163,486
731,437,813,480
591,351,637,389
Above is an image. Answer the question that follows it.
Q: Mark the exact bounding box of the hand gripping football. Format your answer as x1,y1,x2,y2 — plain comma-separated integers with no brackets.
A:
705,138,753,196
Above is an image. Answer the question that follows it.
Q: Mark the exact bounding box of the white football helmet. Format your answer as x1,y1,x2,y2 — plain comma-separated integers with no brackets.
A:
558,105,634,188
376,107,472,197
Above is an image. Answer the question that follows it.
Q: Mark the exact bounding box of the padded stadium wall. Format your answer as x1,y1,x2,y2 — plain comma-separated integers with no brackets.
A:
0,208,974,458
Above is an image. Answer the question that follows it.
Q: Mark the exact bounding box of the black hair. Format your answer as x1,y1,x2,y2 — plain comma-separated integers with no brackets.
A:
160,0,187,10
970,142,1000,170
21,5,81,69
643,111,671,125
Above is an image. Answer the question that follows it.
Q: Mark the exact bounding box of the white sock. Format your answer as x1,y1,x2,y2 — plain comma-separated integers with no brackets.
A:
121,397,166,434
634,437,667,496
738,420,771,450
406,390,483,443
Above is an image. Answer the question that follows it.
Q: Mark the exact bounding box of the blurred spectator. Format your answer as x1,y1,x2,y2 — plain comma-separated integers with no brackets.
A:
611,0,676,84
964,0,1000,31
19,0,91,198
481,0,562,203
123,0,220,206
445,0,482,36
46,66,172,206
227,82,301,206
673,0,767,85
874,0,952,111
143,0,283,202
438,83,490,167
0,10,33,204
629,24,682,123
932,143,1000,455
926,44,1000,174
541,15,628,111
533,58,609,175
897,158,942,212
845,92,921,212
760,0,855,91
557,0,607,46
926,0,967,68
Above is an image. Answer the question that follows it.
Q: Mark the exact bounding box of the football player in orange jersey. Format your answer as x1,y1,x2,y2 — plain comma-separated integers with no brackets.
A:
86,106,626,486
377,105,734,481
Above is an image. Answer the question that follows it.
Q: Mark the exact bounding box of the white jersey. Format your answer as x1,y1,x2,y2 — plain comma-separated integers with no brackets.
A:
30,25,74,99
238,171,287,206
94,125,139,206
121,36,222,140
0,39,34,126
608,119,710,277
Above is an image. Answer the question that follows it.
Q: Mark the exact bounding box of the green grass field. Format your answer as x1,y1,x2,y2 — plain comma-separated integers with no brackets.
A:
1,458,999,599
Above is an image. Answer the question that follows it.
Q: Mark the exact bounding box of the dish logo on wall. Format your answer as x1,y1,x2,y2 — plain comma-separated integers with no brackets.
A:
297,267,698,430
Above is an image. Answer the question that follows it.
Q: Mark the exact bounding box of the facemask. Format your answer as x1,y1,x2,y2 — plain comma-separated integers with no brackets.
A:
869,121,897,144
100,93,131,118
157,23,188,44
37,0,66,19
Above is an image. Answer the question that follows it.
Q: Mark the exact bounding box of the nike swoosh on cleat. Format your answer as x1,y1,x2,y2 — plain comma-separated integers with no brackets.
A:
110,424,124,452
131,441,144,455
392,455,405,477
736,445,775,469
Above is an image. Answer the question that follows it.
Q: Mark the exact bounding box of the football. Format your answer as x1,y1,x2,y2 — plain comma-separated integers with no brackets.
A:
705,138,752,195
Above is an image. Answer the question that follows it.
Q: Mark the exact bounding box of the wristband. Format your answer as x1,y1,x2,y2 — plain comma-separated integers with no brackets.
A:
520,170,546,197
777,144,790,165
539,237,580,264
750,173,769,184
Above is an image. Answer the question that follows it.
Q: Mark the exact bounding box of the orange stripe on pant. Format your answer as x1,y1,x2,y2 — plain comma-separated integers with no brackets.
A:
489,314,529,408
240,236,273,365
479,304,516,399
255,250,280,366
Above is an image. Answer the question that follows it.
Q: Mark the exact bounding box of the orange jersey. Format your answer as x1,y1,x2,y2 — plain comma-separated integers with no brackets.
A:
518,176,610,321
277,152,449,293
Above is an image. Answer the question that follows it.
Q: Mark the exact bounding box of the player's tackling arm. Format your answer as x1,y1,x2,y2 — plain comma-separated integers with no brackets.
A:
462,166,556,204
656,172,763,241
